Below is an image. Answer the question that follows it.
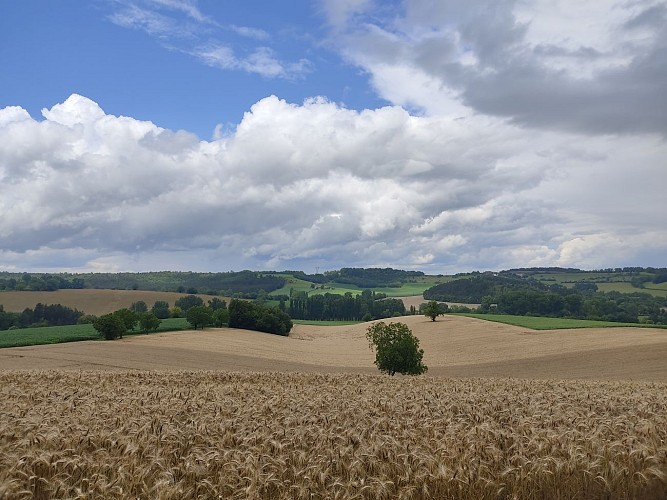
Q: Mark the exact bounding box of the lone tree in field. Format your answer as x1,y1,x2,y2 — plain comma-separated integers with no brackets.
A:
366,321,427,376
423,300,447,321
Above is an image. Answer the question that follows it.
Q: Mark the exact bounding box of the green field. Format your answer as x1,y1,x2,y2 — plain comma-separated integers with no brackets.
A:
272,274,443,298
457,313,665,330
0,318,191,349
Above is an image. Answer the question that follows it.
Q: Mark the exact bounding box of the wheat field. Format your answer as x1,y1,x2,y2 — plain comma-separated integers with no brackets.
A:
1,371,666,499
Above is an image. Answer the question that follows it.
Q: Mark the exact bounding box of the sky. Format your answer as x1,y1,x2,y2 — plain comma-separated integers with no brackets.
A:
0,0,666,274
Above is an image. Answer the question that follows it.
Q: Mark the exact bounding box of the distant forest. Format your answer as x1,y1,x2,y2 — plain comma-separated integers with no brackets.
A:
0,267,426,296
424,272,667,324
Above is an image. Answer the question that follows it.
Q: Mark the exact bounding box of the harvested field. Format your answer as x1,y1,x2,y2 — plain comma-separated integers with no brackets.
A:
1,315,666,380
1,371,666,499
0,289,220,316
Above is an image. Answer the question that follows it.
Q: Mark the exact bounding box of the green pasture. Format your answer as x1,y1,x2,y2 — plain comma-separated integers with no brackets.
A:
457,313,664,330
0,317,191,349
272,274,444,299
595,282,667,297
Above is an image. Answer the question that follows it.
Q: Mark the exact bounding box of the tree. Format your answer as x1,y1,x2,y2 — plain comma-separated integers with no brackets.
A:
228,299,292,336
151,300,171,319
186,306,212,330
423,300,447,321
175,294,204,311
139,312,161,332
212,308,229,327
113,309,138,333
365,321,427,376
130,300,148,313
208,297,227,311
93,313,127,340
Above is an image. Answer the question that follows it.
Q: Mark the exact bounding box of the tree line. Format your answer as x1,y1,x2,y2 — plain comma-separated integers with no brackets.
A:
425,274,667,324
0,273,84,291
288,289,406,321
93,297,292,339
0,303,84,330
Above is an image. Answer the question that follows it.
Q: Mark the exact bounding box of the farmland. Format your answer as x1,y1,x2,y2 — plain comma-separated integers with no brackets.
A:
2,315,667,498
2,315,667,380
1,371,666,499
0,289,219,316
0,318,191,349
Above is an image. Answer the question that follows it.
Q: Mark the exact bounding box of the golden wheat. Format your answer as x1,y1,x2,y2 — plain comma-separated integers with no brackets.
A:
1,371,666,499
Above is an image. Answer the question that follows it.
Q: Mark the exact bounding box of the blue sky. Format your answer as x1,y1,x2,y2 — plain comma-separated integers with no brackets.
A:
1,0,386,138
1,0,666,273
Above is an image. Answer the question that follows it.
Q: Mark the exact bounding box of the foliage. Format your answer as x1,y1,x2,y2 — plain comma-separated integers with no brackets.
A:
208,297,227,311
151,300,171,319
212,308,229,327
422,300,447,321
113,309,138,332
289,289,405,321
365,321,427,376
0,303,83,330
139,312,161,332
424,273,545,303
424,272,667,325
57,270,286,295
93,314,127,340
0,272,84,291
186,306,213,330
325,267,425,288
174,294,204,312
129,300,148,313
228,299,293,336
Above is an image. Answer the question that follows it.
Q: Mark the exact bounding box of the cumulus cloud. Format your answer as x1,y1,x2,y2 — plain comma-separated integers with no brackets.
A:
323,0,667,136
1,94,665,272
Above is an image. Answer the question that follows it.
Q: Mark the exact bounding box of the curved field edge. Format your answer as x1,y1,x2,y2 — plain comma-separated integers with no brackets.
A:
0,318,192,349
457,313,667,330
1,371,665,499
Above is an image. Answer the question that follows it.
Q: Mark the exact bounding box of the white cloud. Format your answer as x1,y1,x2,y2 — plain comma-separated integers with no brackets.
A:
1,94,665,272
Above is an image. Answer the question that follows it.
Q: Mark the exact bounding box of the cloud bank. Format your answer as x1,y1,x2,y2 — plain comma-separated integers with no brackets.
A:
1,93,665,272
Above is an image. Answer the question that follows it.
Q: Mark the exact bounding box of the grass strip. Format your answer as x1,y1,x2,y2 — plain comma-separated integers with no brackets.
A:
0,318,192,349
456,313,665,330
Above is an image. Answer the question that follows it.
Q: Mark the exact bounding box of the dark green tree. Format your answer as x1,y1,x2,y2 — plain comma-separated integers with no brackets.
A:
175,294,204,311
365,321,427,376
93,313,127,340
151,301,171,319
186,306,212,330
139,312,161,332
423,300,447,321
130,300,148,313
208,297,227,311
113,309,138,333
212,308,229,327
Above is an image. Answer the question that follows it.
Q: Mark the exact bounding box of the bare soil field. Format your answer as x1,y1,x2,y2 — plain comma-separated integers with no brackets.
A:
0,289,219,315
2,315,666,380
